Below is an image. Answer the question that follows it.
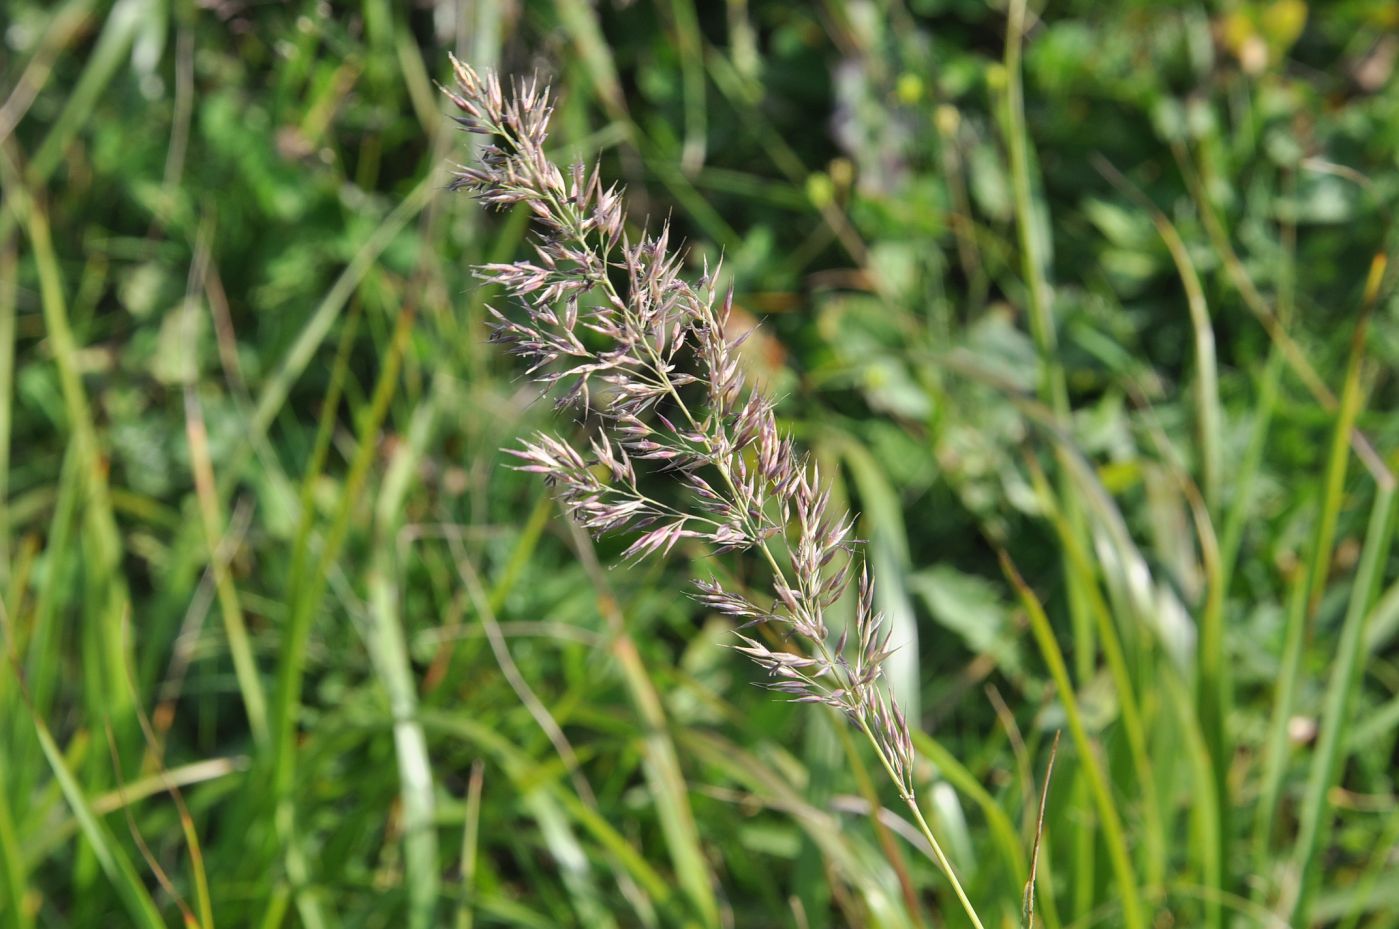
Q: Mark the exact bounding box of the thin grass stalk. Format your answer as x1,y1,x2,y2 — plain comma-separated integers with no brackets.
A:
560,518,719,928
26,706,165,929
1158,667,1223,925
1092,167,1229,885
1023,732,1060,929
449,531,632,929
266,305,412,929
0,229,26,929
1289,480,1397,925
1288,256,1396,924
1,147,130,730
858,717,982,928
1001,551,1147,929
1172,143,1392,488
1003,14,1102,916
1023,456,1167,896
1251,280,1368,865
830,717,927,926
0,237,15,584
0,701,30,929
184,388,270,749
0,791,26,929
13,444,78,804
456,760,485,929
909,730,1027,893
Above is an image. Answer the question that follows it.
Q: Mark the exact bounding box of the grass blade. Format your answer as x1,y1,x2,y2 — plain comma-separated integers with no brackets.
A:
1252,259,1375,865
567,521,719,929
27,712,165,929
268,304,414,928
1288,481,1397,923
1000,551,1146,929
366,384,446,929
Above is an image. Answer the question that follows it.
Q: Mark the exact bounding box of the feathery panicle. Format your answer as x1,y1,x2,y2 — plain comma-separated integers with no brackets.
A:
444,54,914,795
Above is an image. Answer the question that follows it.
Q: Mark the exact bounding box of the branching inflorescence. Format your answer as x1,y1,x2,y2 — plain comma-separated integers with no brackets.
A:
444,56,983,927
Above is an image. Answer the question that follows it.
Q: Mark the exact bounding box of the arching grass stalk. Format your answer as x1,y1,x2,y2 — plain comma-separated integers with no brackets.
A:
442,57,985,929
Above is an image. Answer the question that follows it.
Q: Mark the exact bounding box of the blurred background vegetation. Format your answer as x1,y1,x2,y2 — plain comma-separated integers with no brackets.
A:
2,0,1398,927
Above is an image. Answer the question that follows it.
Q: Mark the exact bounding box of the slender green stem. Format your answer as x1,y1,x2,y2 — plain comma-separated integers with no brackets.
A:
1289,482,1397,925
1004,552,1146,929
858,719,986,929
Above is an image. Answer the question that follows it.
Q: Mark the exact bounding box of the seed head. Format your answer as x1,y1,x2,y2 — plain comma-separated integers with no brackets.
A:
446,57,914,782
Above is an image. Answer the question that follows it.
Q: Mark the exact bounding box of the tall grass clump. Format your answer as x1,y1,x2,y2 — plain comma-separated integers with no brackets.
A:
443,57,988,928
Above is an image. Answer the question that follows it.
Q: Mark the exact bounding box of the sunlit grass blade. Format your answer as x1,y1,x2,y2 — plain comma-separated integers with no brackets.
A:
268,304,414,929
420,710,669,925
1024,456,1168,898
664,0,707,173
455,760,485,929
680,729,919,929
366,384,445,929
366,572,440,928
1252,278,1371,868
909,731,1028,912
27,711,165,929
0,767,31,929
566,522,720,929
1288,480,1397,924
184,388,269,748
1000,551,1146,929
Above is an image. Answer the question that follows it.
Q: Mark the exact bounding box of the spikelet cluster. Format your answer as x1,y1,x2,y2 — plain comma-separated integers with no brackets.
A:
444,56,915,794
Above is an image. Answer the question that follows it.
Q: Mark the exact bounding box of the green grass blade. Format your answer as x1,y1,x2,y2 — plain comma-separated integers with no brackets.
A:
664,0,707,173
1288,481,1397,925
184,388,269,748
1001,552,1146,929
552,0,627,119
1252,287,1369,864
366,566,441,928
1026,460,1168,896
909,730,1026,891
0,766,32,929
25,0,143,185
366,383,444,929
455,761,484,929
28,713,165,929
567,523,719,929
268,305,414,929
0,238,15,581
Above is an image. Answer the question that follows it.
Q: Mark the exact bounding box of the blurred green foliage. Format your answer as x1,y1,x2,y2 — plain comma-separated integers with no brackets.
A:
2,1,1398,927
